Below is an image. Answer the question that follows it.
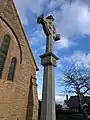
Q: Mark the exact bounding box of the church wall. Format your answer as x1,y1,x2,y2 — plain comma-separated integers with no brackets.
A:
0,0,38,120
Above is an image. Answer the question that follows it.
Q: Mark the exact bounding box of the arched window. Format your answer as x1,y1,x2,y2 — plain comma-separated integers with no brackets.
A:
8,57,17,81
0,35,10,79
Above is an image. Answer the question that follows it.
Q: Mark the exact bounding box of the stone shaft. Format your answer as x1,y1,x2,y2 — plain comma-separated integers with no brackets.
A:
40,35,58,120
38,15,60,120
40,65,56,120
46,35,53,53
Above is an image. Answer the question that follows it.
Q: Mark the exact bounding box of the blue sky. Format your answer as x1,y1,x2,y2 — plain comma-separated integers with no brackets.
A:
14,0,90,103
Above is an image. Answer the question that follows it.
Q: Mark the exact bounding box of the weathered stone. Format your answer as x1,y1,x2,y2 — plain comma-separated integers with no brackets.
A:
0,0,38,120
40,52,59,67
37,15,60,120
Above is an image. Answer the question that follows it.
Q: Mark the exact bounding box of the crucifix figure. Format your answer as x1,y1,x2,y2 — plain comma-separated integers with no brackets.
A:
37,14,60,53
37,15,60,120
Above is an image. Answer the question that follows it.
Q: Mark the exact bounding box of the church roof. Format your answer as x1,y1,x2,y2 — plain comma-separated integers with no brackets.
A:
13,1,39,71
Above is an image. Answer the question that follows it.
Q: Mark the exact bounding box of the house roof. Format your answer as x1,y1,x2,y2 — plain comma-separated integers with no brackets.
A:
12,1,39,71
68,96,90,108
68,96,79,108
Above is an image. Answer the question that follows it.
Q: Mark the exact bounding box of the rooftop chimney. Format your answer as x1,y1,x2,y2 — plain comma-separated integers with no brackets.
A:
66,95,68,101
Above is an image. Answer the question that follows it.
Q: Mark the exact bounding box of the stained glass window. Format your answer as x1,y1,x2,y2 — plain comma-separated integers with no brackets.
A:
8,57,17,81
0,35,10,79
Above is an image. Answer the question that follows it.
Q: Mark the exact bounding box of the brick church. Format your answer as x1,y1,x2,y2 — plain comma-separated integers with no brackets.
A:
0,0,38,120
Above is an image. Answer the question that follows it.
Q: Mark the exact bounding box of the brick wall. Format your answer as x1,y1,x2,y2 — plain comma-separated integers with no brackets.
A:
0,0,38,120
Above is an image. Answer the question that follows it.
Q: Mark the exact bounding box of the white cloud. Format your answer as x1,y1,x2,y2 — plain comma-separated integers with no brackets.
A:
14,0,28,25
48,0,65,9
55,95,65,104
14,0,48,25
22,17,28,26
57,61,63,68
52,0,90,48
63,51,90,68
14,0,90,49
36,65,43,100
38,93,66,104
30,29,45,45
55,37,69,49
38,88,42,100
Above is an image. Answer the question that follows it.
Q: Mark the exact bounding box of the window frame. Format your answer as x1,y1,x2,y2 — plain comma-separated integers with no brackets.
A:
7,57,17,81
0,34,10,79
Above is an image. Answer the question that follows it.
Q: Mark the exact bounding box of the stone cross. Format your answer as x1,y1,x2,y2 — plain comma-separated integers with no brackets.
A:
37,15,60,120
37,14,60,53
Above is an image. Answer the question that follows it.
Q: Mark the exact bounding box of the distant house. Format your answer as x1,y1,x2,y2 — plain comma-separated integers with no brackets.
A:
67,96,90,113
62,95,70,111
62,100,70,111
67,96,79,112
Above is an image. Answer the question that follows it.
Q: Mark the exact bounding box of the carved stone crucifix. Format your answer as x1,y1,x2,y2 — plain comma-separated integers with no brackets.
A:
37,15,60,120
37,14,60,53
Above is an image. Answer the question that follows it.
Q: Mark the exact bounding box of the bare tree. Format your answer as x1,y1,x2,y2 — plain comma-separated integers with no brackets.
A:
61,63,90,120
